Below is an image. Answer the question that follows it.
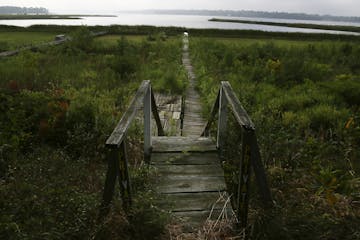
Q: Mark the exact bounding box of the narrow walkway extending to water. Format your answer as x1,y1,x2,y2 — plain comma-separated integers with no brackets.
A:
151,35,230,231
181,36,206,137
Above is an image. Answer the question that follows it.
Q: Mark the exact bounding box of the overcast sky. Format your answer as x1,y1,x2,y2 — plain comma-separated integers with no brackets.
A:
1,0,360,16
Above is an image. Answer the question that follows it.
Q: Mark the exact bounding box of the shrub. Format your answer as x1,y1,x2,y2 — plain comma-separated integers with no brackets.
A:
322,75,360,106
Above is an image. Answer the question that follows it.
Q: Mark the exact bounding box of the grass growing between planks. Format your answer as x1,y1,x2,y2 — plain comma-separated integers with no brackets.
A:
191,36,360,239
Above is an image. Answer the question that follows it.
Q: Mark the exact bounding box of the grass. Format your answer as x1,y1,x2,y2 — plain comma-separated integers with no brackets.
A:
1,24,360,239
95,35,148,47
0,31,59,51
192,36,353,48
0,26,188,239
190,35,360,239
95,34,180,47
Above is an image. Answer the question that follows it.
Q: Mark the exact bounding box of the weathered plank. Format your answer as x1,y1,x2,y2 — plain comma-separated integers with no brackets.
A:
106,80,150,146
151,152,220,165
156,176,226,193
152,136,216,152
221,81,255,130
182,45,207,137
155,164,223,176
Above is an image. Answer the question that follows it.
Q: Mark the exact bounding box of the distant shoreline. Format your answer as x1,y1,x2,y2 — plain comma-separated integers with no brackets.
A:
0,14,117,20
209,18,360,34
136,9,360,23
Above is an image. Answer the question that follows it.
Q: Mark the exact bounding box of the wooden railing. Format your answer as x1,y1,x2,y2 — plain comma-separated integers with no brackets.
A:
99,80,164,218
201,81,272,228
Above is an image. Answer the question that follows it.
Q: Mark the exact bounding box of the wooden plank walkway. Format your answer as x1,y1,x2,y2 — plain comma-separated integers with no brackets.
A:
182,36,206,137
151,136,231,229
150,35,232,231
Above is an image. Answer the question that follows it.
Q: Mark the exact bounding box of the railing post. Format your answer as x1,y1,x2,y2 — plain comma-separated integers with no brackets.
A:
151,88,165,136
118,140,132,210
98,147,119,220
99,140,133,221
250,132,273,207
144,85,152,163
237,129,253,230
201,89,220,137
217,85,228,152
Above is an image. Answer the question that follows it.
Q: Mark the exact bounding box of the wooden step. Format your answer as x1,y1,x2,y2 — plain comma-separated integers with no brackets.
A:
151,152,220,165
154,164,223,176
156,176,226,193
152,136,216,152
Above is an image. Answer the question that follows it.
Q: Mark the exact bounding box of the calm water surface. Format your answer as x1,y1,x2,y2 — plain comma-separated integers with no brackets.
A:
0,13,359,35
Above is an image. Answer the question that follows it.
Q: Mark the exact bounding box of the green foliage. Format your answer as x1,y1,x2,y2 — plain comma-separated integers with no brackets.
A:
0,40,9,51
67,26,94,52
0,26,187,239
191,36,360,239
0,147,102,239
322,75,360,106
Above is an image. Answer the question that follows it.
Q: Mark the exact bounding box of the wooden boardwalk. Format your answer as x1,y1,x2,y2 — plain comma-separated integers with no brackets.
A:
150,35,231,230
101,35,272,235
151,136,230,229
182,36,206,137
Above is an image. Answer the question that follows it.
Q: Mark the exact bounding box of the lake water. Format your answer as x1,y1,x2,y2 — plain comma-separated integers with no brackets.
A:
1,13,360,35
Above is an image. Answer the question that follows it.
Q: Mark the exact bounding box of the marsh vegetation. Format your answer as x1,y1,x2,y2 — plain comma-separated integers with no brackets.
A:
0,25,359,239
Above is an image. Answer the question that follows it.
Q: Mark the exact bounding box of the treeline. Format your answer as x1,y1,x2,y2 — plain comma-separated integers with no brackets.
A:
0,6,49,15
147,9,360,23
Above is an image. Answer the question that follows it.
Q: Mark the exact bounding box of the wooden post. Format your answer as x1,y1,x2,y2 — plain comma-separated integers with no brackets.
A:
98,147,120,220
151,88,165,136
217,85,228,152
201,89,220,137
118,140,132,210
250,132,273,207
144,85,152,163
237,129,253,229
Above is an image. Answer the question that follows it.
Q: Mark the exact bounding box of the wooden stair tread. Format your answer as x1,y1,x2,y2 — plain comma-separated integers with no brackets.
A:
151,152,220,165
152,136,216,152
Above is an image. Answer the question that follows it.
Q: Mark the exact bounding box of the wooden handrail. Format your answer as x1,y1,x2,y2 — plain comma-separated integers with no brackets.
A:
201,81,272,230
221,82,255,130
99,80,164,220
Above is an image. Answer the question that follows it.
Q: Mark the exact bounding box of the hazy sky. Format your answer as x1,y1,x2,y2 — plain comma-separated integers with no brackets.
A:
1,0,360,16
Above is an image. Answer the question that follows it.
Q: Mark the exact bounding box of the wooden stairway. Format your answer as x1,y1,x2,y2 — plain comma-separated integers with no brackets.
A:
151,136,230,229
100,35,272,235
148,34,231,229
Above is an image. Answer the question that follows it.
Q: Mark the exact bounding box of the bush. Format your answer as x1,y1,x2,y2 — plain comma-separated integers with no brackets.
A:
322,75,360,106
